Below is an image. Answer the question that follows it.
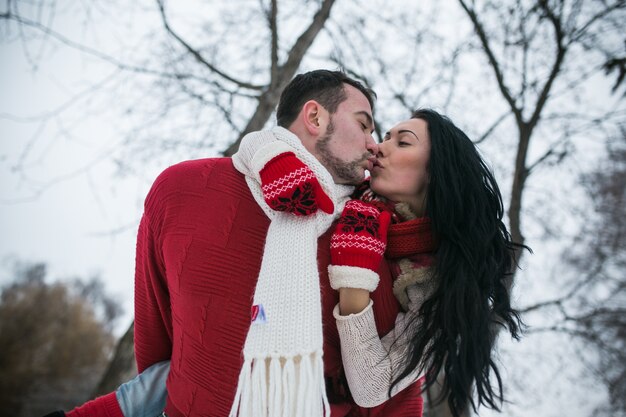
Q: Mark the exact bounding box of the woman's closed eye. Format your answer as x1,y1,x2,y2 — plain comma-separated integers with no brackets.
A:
397,132,418,146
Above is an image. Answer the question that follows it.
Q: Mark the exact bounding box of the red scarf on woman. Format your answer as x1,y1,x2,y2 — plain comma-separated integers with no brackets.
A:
324,183,437,417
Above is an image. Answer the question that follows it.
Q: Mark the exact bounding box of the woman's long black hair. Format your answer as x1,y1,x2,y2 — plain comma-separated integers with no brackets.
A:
389,109,526,416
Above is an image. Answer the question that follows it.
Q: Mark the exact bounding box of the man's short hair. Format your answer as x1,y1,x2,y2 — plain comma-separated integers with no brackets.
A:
276,70,376,128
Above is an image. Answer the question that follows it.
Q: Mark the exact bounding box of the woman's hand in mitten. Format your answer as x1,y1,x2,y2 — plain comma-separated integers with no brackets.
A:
328,200,392,292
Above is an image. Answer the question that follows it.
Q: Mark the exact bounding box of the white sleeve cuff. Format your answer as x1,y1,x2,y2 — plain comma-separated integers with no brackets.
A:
328,265,380,292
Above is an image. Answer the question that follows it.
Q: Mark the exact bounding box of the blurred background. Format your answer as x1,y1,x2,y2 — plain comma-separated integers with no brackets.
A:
1,0,624,416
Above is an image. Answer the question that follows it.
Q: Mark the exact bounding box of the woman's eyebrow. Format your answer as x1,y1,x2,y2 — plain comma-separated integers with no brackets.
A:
398,129,419,140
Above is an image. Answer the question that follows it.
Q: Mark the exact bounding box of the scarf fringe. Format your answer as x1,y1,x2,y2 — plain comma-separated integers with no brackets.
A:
229,352,330,417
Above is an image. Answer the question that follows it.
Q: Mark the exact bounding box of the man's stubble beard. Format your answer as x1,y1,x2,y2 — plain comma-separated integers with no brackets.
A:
315,119,370,185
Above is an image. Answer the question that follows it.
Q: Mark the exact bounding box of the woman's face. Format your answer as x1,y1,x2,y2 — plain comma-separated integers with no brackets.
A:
369,118,431,216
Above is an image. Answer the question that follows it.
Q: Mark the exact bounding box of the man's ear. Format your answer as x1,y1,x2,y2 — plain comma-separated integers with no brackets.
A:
301,100,328,136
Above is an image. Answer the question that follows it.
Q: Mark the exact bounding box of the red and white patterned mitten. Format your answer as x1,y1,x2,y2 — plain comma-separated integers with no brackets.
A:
328,200,392,291
260,152,334,216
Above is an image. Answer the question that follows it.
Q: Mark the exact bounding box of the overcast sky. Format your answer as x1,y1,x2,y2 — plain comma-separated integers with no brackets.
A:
1,2,622,416
0,4,163,334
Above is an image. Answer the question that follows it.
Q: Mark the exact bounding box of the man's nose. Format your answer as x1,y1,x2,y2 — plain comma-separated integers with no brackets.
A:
375,139,385,157
366,135,379,154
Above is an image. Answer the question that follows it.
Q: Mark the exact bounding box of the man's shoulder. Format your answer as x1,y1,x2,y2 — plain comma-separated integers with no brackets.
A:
145,157,236,200
155,157,236,185
159,157,232,179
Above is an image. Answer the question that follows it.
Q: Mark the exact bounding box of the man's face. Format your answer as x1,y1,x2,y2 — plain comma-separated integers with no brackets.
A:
315,85,378,185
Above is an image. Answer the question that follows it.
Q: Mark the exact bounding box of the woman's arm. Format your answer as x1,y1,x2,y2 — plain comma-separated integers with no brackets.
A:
334,287,426,408
338,287,370,315
329,199,423,407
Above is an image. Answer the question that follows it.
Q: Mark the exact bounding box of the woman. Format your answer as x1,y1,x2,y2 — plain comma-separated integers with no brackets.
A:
52,109,523,417
328,109,524,416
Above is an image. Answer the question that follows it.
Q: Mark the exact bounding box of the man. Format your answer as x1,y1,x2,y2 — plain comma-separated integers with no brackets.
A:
56,70,422,417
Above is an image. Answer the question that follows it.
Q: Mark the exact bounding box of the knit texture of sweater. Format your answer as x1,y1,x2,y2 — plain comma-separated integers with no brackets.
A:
133,157,422,417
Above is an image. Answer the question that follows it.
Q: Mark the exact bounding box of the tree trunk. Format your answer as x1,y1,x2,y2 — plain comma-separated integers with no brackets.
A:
223,0,337,156
92,321,136,397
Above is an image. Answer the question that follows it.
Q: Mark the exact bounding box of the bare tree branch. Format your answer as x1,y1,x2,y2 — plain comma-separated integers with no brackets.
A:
473,111,509,144
1,10,222,85
457,0,523,124
525,138,569,175
528,0,567,130
569,0,626,45
268,0,279,83
223,0,338,156
155,0,266,91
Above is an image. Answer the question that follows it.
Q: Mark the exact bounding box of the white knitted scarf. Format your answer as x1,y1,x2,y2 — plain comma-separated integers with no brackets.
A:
231,127,353,417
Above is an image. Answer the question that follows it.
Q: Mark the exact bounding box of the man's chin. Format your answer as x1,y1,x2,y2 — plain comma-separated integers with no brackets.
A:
329,166,366,186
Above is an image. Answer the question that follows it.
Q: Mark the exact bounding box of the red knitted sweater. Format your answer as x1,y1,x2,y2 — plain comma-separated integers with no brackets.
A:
67,157,422,417
137,158,424,416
